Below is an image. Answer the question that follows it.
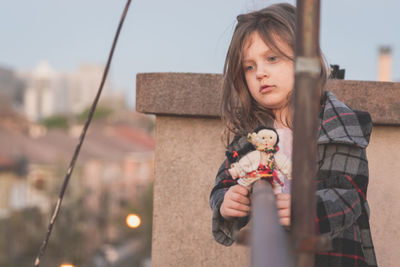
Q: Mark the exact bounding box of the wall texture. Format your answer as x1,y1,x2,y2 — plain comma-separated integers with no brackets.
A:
151,117,249,266
367,126,400,267
137,73,400,267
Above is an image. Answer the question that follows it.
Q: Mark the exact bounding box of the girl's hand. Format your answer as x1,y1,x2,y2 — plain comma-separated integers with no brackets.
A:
220,185,251,221
276,193,291,226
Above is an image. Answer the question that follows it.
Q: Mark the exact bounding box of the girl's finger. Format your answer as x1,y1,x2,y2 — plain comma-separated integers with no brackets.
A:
276,193,290,200
277,208,290,218
279,218,290,226
276,199,290,209
225,208,249,218
232,185,250,196
226,201,250,212
231,192,250,205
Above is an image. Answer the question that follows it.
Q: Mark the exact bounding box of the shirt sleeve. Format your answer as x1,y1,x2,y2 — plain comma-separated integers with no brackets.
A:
315,143,369,236
209,159,250,246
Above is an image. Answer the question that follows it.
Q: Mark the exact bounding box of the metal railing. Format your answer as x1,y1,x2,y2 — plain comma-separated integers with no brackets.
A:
251,180,294,267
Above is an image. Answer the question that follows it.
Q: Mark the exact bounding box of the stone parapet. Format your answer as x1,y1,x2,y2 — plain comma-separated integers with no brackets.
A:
136,73,222,118
136,73,400,125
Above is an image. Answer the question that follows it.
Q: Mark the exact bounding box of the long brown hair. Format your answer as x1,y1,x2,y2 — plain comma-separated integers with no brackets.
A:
221,3,328,146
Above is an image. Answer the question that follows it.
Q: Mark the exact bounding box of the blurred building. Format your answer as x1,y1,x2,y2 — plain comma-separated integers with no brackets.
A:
0,66,25,111
0,108,154,223
16,61,125,121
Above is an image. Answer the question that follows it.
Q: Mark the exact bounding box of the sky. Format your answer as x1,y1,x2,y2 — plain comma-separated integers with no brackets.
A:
1,0,399,108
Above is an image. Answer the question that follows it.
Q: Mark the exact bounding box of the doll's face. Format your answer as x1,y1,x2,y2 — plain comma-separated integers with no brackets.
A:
257,129,277,149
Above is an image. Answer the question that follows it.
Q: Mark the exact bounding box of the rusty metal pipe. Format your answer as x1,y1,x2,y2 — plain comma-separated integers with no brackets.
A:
251,180,294,267
291,0,322,267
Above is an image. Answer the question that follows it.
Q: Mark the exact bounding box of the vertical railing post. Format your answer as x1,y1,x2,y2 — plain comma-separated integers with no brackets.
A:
291,1,321,267
251,180,294,267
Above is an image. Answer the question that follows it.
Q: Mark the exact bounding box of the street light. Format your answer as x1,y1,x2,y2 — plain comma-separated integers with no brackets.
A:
126,214,141,228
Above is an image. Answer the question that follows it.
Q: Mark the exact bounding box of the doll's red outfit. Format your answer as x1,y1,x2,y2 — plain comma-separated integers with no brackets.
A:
251,157,284,187
210,91,377,267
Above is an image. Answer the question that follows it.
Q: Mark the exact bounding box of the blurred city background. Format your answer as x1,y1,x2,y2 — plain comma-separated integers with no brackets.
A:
1,0,399,266
0,60,155,266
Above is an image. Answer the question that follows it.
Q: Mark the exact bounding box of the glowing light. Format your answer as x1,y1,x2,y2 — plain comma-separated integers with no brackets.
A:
126,214,141,228
60,264,75,267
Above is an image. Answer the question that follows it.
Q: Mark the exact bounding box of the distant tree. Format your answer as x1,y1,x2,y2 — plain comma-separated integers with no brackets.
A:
77,106,113,122
41,115,69,129
0,208,43,267
41,195,89,266
0,196,94,266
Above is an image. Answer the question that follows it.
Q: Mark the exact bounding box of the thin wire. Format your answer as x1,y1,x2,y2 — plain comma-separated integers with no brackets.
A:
33,1,132,266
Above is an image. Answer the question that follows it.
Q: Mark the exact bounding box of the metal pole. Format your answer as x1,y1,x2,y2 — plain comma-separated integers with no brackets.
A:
291,1,321,267
251,180,294,267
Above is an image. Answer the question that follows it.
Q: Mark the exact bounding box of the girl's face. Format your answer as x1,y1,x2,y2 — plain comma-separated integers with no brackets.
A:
242,31,294,113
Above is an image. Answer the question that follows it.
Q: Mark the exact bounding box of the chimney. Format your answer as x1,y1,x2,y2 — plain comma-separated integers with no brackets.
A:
377,46,392,82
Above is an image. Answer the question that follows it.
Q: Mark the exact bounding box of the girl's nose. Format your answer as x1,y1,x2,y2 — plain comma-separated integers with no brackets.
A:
256,65,269,80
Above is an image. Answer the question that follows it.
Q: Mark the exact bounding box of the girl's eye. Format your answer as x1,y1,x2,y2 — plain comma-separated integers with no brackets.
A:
267,56,278,63
244,65,254,71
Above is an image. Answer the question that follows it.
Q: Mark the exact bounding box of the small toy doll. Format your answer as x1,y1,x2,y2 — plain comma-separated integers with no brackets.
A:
226,127,292,193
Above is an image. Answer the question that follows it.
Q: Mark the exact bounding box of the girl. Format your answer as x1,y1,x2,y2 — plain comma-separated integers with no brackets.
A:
209,3,377,267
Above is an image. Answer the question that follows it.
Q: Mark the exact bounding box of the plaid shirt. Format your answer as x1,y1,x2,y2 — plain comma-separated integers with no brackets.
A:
210,91,377,267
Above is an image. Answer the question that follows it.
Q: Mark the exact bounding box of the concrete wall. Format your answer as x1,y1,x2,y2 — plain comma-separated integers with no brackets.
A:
368,126,400,267
151,117,249,266
137,73,400,267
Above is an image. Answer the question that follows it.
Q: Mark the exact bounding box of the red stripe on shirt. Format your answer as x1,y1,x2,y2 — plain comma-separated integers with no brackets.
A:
344,174,366,201
319,112,354,129
224,160,231,176
316,198,361,221
317,251,366,261
354,224,358,267
316,175,366,201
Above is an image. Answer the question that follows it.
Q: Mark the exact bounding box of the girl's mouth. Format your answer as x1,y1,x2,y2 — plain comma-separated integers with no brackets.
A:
260,85,274,93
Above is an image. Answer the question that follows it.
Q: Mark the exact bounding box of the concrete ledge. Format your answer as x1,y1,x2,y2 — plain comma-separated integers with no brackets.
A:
327,79,400,126
136,72,400,125
136,73,222,118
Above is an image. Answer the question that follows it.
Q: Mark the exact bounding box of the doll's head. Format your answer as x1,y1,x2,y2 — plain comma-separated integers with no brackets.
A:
247,126,279,151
